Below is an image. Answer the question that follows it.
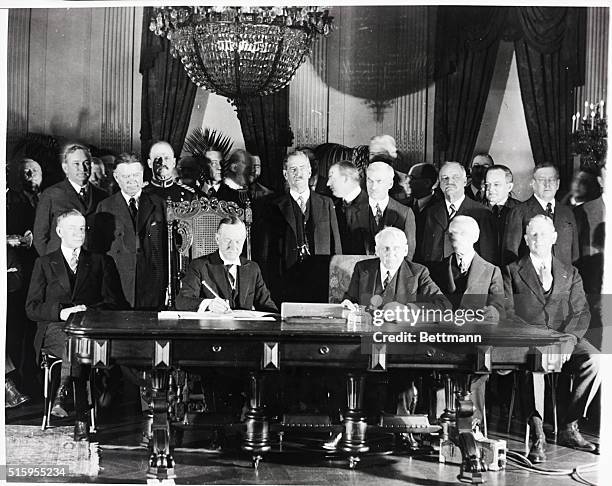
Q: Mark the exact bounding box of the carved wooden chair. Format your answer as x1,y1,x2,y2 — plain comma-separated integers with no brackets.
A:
166,196,252,308
328,255,377,303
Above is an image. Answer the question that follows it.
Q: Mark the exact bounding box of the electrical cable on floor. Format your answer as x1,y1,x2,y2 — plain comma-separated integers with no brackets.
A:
505,450,599,485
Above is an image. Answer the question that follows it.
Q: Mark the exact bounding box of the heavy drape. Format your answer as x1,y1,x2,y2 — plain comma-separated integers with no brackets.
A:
236,88,293,192
514,7,586,187
140,7,197,161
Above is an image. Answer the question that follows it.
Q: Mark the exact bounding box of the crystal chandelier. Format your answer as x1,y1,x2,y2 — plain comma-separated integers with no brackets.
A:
150,6,333,101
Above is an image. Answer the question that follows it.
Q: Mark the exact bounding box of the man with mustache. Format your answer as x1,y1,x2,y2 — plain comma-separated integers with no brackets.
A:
416,162,496,265
144,141,195,203
33,143,108,255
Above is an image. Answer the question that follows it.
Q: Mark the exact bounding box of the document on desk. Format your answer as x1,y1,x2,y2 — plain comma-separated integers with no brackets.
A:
159,310,277,321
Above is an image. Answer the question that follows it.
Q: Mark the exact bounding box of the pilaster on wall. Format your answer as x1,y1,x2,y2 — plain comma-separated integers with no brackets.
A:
7,9,31,150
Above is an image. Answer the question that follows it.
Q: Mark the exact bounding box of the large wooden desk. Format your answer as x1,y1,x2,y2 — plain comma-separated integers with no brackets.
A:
65,310,572,479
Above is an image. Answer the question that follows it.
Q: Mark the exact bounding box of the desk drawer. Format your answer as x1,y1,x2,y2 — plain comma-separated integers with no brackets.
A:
173,340,262,366
282,342,365,364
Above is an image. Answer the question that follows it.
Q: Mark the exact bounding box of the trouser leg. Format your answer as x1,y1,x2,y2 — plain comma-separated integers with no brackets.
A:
561,339,601,425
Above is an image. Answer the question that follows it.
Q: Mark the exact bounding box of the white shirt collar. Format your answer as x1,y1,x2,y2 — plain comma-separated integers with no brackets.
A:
445,193,465,212
379,261,400,285
68,179,87,194
369,195,389,213
223,177,244,190
121,190,142,207
491,196,508,207
470,183,482,196
290,188,310,204
60,245,80,263
344,186,362,204
529,252,552,271
533,194,555,212
455,249,476,270
219,252,242,267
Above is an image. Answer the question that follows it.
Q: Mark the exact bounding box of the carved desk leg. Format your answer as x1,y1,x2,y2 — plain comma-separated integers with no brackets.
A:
439,374,457,429
147,369,176,480
340,373,369,469
242,371,270,470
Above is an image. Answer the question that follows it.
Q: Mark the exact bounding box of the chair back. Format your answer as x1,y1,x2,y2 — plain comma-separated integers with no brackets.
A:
328,255,377,303
166,197,252,308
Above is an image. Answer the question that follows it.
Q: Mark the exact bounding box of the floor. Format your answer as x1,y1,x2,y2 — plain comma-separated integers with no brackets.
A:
5,394,601,486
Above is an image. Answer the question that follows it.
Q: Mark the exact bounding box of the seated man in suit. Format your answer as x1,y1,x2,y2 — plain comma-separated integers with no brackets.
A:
417,161,496,264
504,163,579,266
176,216,277,313
503,215,600,462
484,164,520,265
26,209,126,440
428,215,504,425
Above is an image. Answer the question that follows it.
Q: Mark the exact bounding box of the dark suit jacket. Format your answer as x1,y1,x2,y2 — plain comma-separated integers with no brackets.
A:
416,197,497,264
175,251,278,313
345,258,451,311
503,195,579,266
502,255,590,340
573,196,605,258
7,188,38,237
264,191,342,274
490,196,520,265
335,190,416,258
428,253,504,316
25,249,127,357
93,191,167,310
216,182,250,208
33,179,108,256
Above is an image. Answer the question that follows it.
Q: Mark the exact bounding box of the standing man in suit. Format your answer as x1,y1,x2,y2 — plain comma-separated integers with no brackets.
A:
93,153,167,310
466,154,493,203
417,162,496,264
484,165,520,264
26,210,126,439
504,163,579,266
200,150,224,197
263,151,342,303
407,163,440,243
7,158,42,246
176,216,277,313
33,143,108,256
327,160,416,257
503,215,599,462
216,149,252,207
144,141,195,203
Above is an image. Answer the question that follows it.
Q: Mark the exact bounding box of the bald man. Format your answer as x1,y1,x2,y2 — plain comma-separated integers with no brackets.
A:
416,162,496,264
144,141,195,203
503,215,599,462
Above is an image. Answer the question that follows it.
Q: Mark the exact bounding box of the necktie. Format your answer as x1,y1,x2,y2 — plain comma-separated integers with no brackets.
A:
69,248,79,274
492,205,500,218
79,186,88,205
475,190,482,202
225,264,236,290
375,204,383,227
298,196,306,214
383,270,391,290
546,202,554,219
129,197,138,228
538,263,553,292
208,186,216,197
448,203,457,220
456,254,468,274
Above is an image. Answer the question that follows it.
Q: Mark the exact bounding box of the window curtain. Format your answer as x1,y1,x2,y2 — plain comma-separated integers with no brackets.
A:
236,88,294,192
514,7,586,188
140,7,198,161
433,7,507,166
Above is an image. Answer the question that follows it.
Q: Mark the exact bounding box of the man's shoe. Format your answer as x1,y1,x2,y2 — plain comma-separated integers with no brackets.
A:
51,384,71,418
322,432,342,451
73,420,89,441
527,435,547,463
5,378,30,408
558,422,597,452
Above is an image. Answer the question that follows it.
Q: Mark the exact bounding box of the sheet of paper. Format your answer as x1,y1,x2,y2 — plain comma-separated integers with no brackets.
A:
158,310,277,321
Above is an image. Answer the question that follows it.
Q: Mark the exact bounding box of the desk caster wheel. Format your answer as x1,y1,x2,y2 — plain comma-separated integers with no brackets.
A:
252,455,262,470
348,456,360,469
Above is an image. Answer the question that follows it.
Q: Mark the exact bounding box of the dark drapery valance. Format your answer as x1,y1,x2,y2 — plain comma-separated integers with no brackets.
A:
236,89,294,192
140,7,197,162
434,6,586,182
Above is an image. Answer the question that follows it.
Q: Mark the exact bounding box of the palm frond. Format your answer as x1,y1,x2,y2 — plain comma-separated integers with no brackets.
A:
183,127,234,160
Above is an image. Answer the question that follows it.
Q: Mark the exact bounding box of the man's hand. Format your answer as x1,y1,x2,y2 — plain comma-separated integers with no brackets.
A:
60,304,87,321
482,305,500,323
341,299,358,313
208,298,231,314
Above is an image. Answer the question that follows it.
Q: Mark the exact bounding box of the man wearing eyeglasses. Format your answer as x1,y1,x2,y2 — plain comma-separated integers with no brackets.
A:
416,161,496,265
503,163,578,265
